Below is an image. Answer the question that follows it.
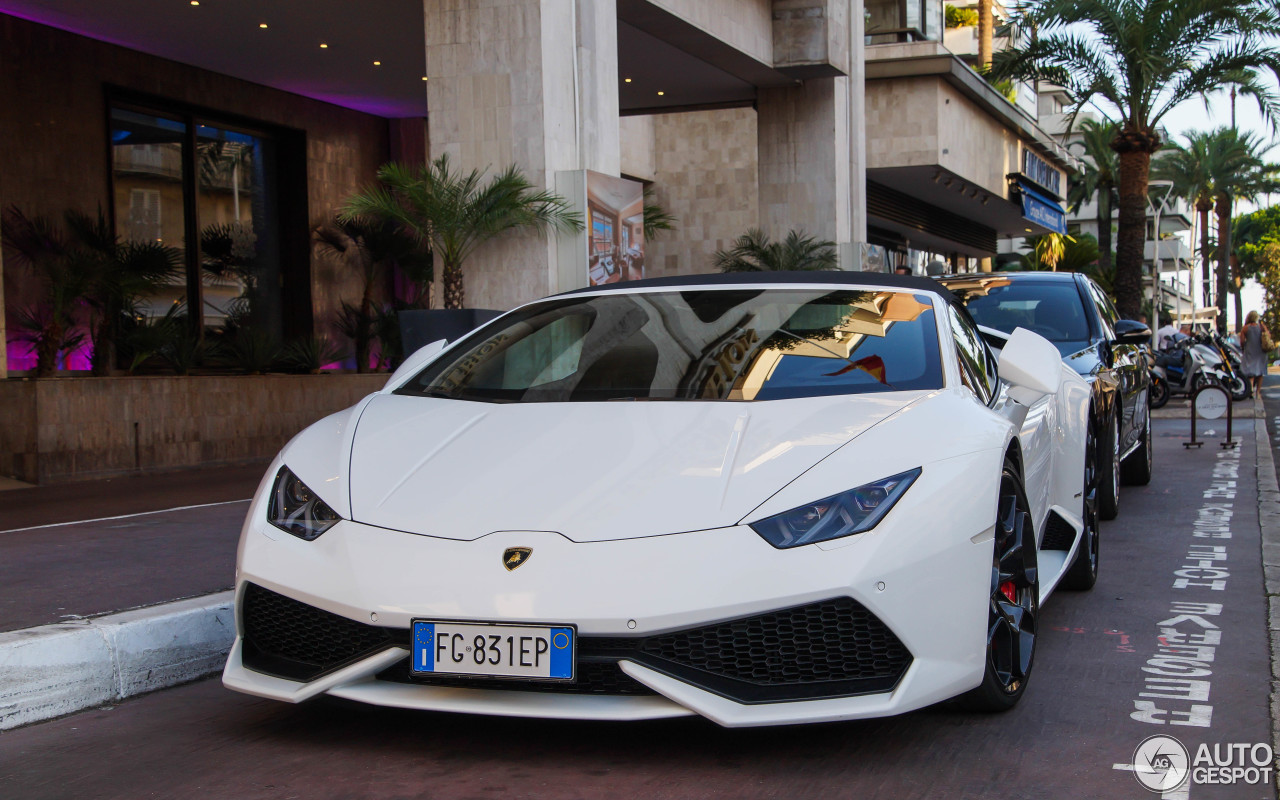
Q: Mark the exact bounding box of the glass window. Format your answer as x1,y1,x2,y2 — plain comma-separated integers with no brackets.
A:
110,103,285,343
196,124,281,339
1085,278,1118,337
946,277,1092,357
948,304,996,404
400,289,945,403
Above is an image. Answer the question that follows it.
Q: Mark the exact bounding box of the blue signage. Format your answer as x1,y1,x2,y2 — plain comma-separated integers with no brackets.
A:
1019,182,1067,235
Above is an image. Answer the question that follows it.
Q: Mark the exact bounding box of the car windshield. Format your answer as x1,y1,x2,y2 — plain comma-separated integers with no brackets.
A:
397,288,944,402
944,277,1091,356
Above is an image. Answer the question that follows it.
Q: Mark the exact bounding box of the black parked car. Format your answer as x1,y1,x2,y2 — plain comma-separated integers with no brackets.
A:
939,272,1152,533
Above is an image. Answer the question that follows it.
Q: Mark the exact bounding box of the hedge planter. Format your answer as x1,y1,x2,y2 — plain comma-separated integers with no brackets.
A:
0,374,386,485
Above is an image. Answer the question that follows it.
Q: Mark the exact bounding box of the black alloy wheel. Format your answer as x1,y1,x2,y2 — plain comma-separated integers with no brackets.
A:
1097,413,1121,520
1064,417,1101,590
961,460,1039,711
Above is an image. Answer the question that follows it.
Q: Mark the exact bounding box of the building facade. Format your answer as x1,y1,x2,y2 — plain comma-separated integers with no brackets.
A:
0,0,1074,378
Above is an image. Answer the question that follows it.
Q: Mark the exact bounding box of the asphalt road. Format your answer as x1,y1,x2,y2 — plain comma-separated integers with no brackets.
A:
0,419,1272,800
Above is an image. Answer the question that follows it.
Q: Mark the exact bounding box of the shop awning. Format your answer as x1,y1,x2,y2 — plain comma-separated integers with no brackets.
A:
1018,182,1067,235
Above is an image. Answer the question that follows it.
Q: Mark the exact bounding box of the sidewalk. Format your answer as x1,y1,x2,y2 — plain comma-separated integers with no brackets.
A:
0,463,263,729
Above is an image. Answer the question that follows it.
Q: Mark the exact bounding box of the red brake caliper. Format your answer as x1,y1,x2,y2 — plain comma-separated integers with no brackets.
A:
1000,581,1016,603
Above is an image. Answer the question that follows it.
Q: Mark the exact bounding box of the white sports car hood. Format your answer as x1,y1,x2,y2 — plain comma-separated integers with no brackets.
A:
344,391,930,542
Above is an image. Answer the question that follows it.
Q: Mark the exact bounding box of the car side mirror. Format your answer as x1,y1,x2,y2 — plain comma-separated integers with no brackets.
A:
382,339,448,393
1112,319,1151,346
999,327,1062,405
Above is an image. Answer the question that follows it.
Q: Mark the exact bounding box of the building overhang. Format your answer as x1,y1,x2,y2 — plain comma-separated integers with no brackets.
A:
865,45,1080,175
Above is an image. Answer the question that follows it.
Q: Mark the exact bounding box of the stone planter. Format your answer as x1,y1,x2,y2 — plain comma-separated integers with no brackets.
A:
0,373,386,485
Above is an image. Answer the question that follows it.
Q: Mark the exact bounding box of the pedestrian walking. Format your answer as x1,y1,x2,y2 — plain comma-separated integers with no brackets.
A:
1240,310,1271,396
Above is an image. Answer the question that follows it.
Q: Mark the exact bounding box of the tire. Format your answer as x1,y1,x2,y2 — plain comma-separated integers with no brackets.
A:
1149,374,1169,409
1064,416,1101,590
1120,402,1153,486
960,458,1039,712
1227,375,1250,402
1193,371,1217,391
1097,412,1120,520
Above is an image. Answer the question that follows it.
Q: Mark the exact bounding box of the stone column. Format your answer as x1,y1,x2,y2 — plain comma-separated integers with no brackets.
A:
757,77,852,252
424,0,620,310
758,0,864,266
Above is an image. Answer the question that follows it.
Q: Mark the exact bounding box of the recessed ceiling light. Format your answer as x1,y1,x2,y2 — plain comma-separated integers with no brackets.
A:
624,78,632,83
373,60,381,66
320,43,329,48
189,1,199,5
657,91,664,96
422,76,429,81
259,23,268,29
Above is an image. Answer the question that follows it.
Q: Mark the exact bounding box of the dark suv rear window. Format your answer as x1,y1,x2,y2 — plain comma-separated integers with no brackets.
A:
397,288,944,402
945,278,1091,356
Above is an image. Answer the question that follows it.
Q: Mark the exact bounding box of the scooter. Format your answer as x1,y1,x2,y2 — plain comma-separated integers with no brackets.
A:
1191,331,1250,401
1149,335,1221,409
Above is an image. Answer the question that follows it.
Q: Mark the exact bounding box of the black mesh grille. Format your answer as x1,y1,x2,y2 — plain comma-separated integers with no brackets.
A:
1041,512,1076,550
377,656,656,696
631,597,910,701
241,587,911,702
241,583,398,682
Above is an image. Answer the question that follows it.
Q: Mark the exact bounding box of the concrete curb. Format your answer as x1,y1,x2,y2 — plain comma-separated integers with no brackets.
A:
0,591,233,730
1251,399,1280,769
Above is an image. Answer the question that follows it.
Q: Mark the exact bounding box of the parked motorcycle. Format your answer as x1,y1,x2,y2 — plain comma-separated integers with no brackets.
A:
1195,331,1250,401
1149,334,1226,409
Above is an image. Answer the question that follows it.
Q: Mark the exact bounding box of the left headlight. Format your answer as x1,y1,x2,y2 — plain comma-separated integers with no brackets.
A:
749,468,921,549
268,466,341,541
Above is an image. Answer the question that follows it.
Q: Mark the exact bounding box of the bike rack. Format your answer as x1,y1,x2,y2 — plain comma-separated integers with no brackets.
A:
1185,384,1237,450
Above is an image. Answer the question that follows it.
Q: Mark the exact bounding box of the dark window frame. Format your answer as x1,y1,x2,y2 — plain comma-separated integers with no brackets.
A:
103,86,312,343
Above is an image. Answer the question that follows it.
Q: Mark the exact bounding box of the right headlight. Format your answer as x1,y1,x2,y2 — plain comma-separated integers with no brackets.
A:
268,466,341,541
749,468,921,549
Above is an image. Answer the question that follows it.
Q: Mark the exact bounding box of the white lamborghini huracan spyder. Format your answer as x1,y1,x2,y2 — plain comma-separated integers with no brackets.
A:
223,272,1097,727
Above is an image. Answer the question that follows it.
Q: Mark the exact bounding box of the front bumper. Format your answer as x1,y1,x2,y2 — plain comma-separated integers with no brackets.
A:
224,452,999,727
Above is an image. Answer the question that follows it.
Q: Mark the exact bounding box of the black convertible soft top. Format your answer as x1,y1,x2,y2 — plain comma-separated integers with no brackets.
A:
556,270,958,304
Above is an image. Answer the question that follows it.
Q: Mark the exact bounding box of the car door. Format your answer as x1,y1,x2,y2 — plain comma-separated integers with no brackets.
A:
1083,277,1144,453
948,302,1054,535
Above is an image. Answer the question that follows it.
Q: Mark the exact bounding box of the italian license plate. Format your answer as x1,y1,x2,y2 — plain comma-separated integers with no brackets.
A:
410,620,575,680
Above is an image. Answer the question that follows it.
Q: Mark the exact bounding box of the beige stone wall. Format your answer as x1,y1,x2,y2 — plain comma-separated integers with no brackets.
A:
758,77,852,245
643,108,760,278
620,116,657,182
0,374,385,484
647,0,774,64
866,74,1024,201
937,81,1020,198
425,0,621,311
865,77,941,172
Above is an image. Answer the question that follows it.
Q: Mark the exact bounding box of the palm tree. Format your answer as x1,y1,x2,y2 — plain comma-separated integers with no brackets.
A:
341,155,583,309
1,207,88,376
1208,130,1280,327
1154,131,1223,308
714,229,839,272
313,216,432,372
993,0,1280,319
1067,119,1119,275
63,209,182,375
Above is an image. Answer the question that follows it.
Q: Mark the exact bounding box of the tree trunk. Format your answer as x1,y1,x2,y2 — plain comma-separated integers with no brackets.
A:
978,0,993,68
35,320,61,378
1215,192,1231,333
1113,141,1157,320
356,249,376,373
1197,199,1213,308
1232,255,1243,331
443,262,465,310
1096,185,1113,273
